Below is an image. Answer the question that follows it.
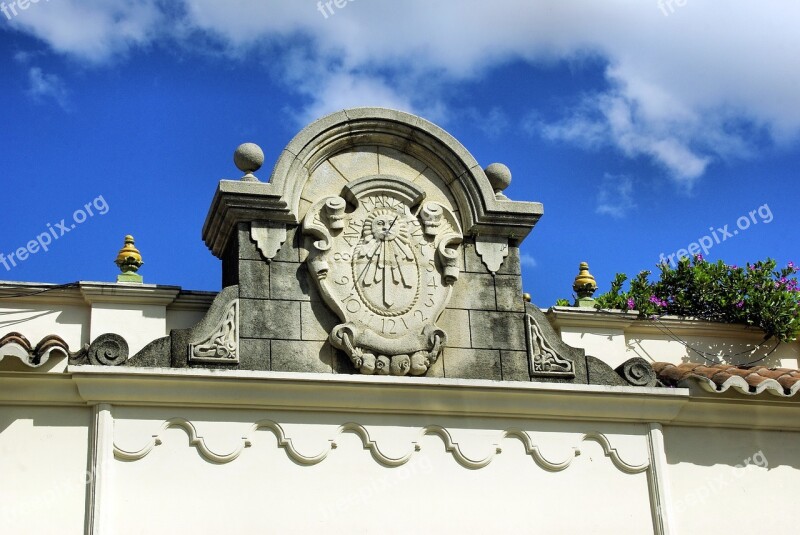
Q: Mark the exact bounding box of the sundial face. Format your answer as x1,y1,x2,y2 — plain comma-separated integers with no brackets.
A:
302,176,462,376
353,204,419,315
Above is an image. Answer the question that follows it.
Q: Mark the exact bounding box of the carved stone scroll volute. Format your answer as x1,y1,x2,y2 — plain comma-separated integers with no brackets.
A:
302,176,462,376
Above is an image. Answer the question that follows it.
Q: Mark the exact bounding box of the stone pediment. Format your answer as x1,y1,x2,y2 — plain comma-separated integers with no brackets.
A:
120,107,655,388
202,108,543,259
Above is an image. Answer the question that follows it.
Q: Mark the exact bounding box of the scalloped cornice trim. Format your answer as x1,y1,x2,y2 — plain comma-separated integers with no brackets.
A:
114,417,649,473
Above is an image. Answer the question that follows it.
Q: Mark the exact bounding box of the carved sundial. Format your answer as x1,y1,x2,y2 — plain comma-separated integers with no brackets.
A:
302,175,462,376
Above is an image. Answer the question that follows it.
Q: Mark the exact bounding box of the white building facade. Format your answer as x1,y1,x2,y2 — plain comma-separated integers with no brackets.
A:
1,109,798,534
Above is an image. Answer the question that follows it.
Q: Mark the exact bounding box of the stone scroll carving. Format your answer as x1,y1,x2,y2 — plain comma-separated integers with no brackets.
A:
302,176,462,376
189,300,239,364
526,314,575,378
86,333,129,366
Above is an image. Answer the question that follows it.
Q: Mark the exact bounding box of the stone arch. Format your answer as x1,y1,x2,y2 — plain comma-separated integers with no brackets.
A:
268,108,542,243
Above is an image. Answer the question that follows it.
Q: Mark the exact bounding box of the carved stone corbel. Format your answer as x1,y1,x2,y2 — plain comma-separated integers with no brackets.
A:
250,221,288,262
475,235,509,274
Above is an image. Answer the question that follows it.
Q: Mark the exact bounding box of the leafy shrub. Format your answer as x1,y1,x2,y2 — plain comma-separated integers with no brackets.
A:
592,256,800,343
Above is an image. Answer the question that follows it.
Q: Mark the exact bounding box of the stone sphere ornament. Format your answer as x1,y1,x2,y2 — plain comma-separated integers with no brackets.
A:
234,142,265,181
484,163,512,199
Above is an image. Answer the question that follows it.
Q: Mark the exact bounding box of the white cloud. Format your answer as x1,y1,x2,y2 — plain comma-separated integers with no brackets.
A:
26,67,68,108
4,0,163,63
291,72,416,126
7,0,800,185
520,253,538,269
596,173,636,219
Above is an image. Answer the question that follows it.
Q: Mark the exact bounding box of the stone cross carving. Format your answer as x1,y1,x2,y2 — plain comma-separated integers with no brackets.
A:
302,176,462,376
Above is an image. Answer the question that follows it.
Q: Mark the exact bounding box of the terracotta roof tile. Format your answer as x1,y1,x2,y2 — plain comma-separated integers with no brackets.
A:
654,362,800,398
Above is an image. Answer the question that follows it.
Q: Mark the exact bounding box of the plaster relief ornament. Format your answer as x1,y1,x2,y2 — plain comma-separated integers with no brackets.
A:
303,176,462,376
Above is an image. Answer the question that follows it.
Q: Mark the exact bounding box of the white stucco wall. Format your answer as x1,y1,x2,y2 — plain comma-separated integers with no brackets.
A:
550,308,800,370
2,289,799,534
111,408,654,534
664,426,800,534
0,406,91,534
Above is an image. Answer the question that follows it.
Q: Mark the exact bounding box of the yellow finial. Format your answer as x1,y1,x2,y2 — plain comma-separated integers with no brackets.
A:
572,262,597,306
115,235,144,283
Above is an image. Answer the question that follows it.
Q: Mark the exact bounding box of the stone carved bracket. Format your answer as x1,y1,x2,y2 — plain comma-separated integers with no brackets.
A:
475,236,509,274
528,303,659,387
189,299,239,364
250,221,288,262
302,175,462,376
526,314,576,378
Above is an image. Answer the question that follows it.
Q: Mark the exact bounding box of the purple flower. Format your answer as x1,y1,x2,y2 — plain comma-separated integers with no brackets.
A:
627,298,636,310
648,295,668,307
730,264,738,270
735,300,745,309
789,261,796,271
695,254,704,262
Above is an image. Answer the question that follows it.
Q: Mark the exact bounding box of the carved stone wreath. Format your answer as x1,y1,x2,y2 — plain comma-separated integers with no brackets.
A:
303,176,462,376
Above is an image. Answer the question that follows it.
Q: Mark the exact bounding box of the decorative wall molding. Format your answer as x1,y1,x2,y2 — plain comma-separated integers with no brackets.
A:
113,417,649,473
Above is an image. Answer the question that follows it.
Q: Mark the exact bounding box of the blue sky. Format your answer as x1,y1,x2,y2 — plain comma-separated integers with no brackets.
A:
0,1,798,306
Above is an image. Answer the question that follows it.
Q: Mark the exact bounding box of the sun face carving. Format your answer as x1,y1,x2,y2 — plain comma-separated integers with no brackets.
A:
367,211,405,242
354,208,419,315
